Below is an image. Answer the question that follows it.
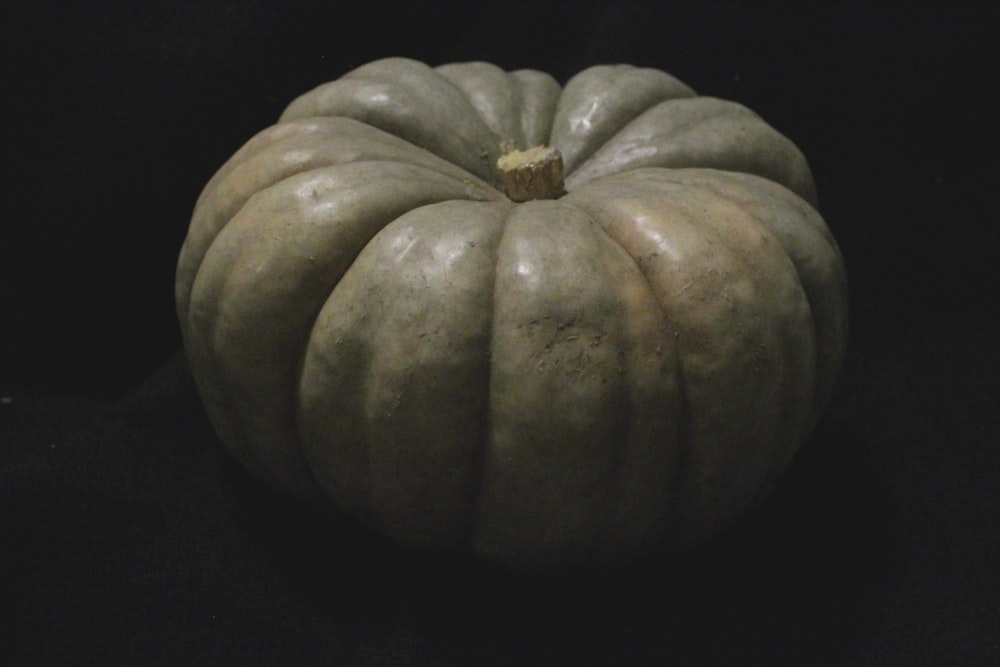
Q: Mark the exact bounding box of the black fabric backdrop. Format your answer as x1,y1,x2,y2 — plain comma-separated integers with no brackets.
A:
2,1,997,664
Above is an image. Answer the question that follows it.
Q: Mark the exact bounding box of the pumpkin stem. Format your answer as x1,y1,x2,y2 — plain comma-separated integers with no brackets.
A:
496,145,566,201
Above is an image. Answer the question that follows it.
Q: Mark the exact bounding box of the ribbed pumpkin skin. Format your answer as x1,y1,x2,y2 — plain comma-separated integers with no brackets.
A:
176,58,847,569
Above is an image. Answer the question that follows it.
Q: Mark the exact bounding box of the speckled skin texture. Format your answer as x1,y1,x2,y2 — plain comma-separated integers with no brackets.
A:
176,57,847,569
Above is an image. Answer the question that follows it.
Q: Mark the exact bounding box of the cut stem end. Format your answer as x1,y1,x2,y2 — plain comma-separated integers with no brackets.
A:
496,145,565,202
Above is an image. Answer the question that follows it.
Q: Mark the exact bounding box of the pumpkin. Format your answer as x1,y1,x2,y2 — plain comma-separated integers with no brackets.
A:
176,57,848,569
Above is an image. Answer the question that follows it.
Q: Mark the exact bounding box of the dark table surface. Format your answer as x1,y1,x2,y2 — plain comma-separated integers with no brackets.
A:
3,2,997,664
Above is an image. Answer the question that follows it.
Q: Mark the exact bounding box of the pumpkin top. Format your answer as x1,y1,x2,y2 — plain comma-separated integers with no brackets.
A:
275,57,818,207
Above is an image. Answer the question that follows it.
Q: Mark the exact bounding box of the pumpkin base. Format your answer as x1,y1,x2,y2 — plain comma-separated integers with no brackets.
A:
496,145,566,201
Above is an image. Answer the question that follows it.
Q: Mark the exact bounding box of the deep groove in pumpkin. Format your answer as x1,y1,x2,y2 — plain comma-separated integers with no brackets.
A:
468,201,517,555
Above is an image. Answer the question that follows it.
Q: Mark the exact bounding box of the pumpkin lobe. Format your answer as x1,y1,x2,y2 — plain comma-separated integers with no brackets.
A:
496,145,566,201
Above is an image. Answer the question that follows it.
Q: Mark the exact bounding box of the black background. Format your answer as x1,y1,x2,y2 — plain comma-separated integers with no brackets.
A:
2,1,998,664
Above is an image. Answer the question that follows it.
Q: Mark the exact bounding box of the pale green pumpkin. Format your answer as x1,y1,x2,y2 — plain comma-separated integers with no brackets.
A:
176,57,848,569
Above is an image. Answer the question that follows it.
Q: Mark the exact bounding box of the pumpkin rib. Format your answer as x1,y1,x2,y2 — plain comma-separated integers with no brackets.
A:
679,175,823,414
550,64,697,174
177,120,503,330
435,65,563,155
365,201,508,550
187,161,503,506
204,117,497,198
566,170,817,544
569,200,689,557
661,173,823,502
179,157,499,331
565,97,817,207
435,61,529,149
476,200,652,567
509,69,562,148
203,122,499,220
295,200,514,550
565,191,698,548
281,57,502,182
668,175,845,420
674,175,822,522
565,98,751,183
